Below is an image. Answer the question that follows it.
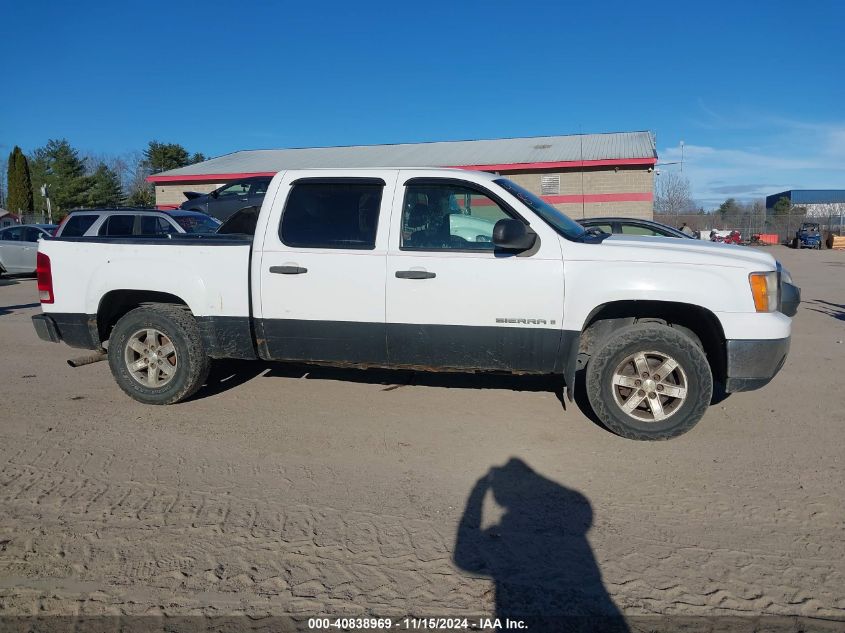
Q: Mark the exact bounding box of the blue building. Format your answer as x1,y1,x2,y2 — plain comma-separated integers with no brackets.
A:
766,189,845,212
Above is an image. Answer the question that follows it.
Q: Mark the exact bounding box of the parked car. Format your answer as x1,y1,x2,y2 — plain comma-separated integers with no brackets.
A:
580,217,695,239
32,168,800,441
0,224,57,275
55,209,220,238
180,176,273,221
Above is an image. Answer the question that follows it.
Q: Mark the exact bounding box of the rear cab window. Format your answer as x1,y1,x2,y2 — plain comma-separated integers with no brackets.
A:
279,179,383,249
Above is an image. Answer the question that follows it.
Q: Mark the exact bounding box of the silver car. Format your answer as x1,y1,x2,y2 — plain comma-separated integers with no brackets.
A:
0,224,57,275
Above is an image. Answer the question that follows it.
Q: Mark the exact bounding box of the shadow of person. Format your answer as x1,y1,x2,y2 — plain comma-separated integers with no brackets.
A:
454,458,628,632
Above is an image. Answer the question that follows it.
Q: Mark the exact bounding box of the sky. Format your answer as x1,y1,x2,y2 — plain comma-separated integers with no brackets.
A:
1,0,844,209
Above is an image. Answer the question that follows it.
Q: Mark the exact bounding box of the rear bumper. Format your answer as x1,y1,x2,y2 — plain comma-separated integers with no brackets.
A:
724,337,790,392
32,312,100,350
32,314,61,343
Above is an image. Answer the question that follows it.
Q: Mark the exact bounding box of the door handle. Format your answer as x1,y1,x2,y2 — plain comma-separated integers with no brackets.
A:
395,269,436,279
270,265,308,274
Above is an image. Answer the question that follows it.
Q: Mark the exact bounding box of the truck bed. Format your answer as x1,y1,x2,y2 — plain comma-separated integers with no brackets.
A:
38,234,254,356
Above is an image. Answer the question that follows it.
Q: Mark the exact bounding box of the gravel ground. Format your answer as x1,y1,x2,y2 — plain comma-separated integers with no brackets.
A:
0,245,843,626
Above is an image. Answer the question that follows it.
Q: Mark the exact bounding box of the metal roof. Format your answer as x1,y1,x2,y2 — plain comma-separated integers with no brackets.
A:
150,131,656,181
766,189,845,207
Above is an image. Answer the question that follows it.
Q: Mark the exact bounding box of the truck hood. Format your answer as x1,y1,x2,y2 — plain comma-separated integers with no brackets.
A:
574,234,777,270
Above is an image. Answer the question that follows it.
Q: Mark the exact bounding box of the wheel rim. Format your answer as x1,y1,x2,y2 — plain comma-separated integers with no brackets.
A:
611,350,688,423
124,328,178,388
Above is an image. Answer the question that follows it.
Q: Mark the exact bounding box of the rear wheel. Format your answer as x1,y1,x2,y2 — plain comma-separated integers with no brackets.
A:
108,303,210,404
586,323,713,440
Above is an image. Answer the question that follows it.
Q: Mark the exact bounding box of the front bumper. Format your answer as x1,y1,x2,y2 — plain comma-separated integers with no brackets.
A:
724,337,790,392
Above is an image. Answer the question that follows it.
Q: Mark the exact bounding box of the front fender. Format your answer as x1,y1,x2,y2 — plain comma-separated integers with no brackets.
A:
562,260,756,333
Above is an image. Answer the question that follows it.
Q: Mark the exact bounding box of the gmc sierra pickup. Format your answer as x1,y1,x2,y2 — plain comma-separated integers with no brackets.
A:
32,168,800,440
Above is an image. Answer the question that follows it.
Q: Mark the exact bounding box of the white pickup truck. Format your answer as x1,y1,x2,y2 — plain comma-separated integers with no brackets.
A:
32,168,800,440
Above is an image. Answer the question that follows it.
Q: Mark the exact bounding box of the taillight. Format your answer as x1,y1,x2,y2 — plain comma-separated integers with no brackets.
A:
36,252,54,304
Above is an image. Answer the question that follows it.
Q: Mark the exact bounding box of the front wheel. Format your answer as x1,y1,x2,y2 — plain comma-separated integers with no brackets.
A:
108,303,210,404
586,323,713,440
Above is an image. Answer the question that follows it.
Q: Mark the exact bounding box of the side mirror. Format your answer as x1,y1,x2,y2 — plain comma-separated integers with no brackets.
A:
492,218,537,251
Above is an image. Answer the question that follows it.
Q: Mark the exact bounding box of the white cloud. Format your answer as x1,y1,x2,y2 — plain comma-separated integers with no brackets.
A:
659,114,845,208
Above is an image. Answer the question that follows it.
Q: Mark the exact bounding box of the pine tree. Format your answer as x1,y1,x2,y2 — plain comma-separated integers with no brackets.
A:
6,146,34,214
86,163,124,207
29,139,90,213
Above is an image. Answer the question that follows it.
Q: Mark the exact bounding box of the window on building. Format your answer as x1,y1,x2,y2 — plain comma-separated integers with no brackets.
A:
401,183,513,251
540,175,560,195
279,181,382,249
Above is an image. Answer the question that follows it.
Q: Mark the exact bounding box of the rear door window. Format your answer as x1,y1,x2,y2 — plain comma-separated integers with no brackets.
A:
250,179,271,197
588,223,614,234
1,227,24,241
279,181,382,249
140,216,179,235
60,215,98,237
24,227,44,243
99,215,136,236
621,223,663,237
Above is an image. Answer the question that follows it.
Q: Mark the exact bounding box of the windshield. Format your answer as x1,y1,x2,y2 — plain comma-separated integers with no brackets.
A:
172,214,221,234
494,178,586,241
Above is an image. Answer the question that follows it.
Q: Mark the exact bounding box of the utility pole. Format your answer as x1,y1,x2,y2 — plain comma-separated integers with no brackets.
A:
40,184,52,224
680,140,685,173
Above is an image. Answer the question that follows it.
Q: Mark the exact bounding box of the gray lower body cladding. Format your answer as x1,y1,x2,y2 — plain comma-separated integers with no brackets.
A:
724,337,790,392
33,312,791,392
31,313,100,350
256,319,571,373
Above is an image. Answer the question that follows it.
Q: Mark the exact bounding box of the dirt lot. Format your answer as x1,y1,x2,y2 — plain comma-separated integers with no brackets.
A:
1,246,843,625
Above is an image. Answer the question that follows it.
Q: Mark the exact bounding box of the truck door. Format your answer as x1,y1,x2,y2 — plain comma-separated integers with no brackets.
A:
385,176,565,372
256,172,395,365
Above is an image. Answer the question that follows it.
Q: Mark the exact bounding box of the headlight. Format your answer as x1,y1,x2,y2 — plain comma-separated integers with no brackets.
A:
749,271,779,312
778,263,793,285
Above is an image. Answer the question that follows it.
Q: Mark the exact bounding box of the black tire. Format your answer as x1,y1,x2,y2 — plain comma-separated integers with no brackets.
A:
586,323,713,440
107,303,210,405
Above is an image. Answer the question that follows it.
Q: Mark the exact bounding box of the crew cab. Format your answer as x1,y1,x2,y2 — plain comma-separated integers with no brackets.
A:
31,169,800,440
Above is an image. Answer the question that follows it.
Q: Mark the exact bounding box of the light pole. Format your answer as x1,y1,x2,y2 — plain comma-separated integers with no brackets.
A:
40,184,52,224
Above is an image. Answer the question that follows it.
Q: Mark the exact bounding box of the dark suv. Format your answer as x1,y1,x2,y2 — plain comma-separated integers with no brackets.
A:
179,176,272,221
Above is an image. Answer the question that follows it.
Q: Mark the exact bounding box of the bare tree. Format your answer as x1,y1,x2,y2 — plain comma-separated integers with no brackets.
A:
654,171,695,215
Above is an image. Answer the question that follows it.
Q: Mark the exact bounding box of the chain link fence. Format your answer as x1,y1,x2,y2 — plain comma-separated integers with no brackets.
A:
656,211,845,245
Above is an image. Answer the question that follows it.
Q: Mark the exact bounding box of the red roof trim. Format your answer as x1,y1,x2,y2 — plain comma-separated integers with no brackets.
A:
544,192,653,204
146,157,656,183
